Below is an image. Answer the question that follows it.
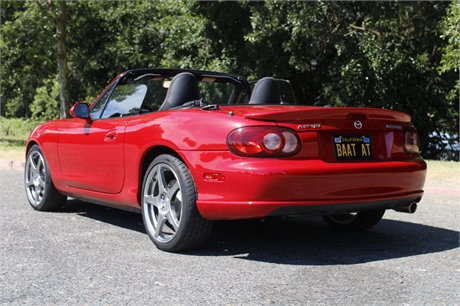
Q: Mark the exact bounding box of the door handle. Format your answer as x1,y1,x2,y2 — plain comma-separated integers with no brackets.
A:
104,131,118,142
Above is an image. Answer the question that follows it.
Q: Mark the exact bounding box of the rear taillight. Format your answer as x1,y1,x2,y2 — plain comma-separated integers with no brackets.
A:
404,128,420,154
227,127,301,157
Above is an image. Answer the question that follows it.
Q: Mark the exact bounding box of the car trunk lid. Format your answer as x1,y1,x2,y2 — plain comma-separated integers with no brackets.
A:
236,105,414,162
243,106,411,123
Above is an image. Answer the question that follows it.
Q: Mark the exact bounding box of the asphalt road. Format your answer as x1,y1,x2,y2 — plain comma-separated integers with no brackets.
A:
1,168,459,305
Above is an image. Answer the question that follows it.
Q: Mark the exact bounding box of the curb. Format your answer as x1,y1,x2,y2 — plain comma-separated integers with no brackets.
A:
0,160,25,170
423,186,460,197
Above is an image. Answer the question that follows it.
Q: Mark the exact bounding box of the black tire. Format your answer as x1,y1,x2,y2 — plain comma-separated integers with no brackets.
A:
323,209,385,230
141,154,213,252
24,144,67,211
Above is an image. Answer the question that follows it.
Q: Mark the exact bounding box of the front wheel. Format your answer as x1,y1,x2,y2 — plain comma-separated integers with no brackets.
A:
323,209,385,230
141,154,213,252
24,145,67,211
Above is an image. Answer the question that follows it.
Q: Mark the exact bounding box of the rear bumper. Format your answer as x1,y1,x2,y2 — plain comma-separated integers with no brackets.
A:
268,196,421,217
180,151,427,220
196,195,423,220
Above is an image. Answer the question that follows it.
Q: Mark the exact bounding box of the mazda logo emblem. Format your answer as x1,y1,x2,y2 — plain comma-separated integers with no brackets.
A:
354,121,363,129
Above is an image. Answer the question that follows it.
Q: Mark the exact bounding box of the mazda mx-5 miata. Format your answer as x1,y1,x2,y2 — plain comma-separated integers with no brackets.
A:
24,68,427,252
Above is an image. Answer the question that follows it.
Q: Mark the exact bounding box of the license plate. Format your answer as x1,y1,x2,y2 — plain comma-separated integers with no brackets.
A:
332,134,374,160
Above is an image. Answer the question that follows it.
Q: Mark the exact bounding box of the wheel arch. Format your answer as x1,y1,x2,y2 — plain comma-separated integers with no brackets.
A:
25,140,39,156
24,142,67,211
25,140,64,189
138,145,185,203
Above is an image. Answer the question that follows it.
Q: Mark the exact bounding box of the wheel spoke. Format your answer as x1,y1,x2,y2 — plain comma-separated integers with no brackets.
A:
148,203,156,223
143,194,159,207
156,166,168,194
166,181,179,200
38,178,46,189
36,157,43,172
33,188,40,204
154,214,168,238
166,210,180,231
28,154,38,171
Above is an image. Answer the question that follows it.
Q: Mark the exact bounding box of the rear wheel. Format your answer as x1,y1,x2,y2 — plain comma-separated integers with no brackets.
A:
24,145,67,211
141,154,213,252
323,209,385,230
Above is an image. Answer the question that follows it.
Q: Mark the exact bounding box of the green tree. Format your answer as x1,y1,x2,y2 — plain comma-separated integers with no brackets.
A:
342,2,458,158
66,0,165,102
1,0,457,159
1,1,56,117
245,1,458,157
191,1,255,74
439,0,460,101
29,75,60,121
37,0,70,119
1,1,70,119
66,1,212,102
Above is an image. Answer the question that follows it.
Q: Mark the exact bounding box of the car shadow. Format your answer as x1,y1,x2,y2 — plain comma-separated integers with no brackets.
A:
62,199,459,266
60,199,145,233
194,217,459,265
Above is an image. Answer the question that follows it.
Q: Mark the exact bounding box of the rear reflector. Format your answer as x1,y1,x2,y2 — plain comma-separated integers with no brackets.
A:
203,173,225,182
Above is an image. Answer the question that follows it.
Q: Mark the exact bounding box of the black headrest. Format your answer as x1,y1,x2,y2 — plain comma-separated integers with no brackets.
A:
159,72,201,111
248,77,280,105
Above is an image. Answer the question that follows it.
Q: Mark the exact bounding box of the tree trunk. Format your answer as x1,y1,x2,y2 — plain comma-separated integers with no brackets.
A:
55,1,70,119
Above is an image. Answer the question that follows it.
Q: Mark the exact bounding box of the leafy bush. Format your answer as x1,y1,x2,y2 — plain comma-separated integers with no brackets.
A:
29,76,60,121
0,117,43,141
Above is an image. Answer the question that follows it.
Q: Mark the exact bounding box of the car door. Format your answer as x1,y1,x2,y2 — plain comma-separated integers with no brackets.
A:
57,82,148,194
57,117,127,194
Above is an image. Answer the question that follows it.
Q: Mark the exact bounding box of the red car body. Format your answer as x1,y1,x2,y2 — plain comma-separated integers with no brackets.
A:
25,69,426,252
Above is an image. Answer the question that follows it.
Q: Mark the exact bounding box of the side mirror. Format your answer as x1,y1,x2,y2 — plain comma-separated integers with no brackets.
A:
70,102,91,120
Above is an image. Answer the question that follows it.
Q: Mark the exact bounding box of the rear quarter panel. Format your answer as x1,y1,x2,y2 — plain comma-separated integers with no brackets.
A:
122,108,277,205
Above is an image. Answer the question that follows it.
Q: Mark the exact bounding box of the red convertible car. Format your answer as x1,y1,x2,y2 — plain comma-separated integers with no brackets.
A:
24,68,427,252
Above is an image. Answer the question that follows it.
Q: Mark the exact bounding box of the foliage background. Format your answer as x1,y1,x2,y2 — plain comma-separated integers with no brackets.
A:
1,0,459,160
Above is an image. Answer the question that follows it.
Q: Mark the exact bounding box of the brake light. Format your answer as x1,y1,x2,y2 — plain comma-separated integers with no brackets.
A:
346,113,367,121
404,128,420,154
227,127,301,157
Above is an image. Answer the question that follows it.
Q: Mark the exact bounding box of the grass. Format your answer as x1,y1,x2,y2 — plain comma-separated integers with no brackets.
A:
0,117,42,139
0,143,26,160
0,117,42,160
424,160,459,188
425,160,459,180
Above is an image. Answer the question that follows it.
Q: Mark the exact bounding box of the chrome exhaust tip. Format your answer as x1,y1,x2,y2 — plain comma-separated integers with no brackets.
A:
393,202,417,214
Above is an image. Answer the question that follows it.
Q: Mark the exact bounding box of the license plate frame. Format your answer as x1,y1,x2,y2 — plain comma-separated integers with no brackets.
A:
332,134,374,160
